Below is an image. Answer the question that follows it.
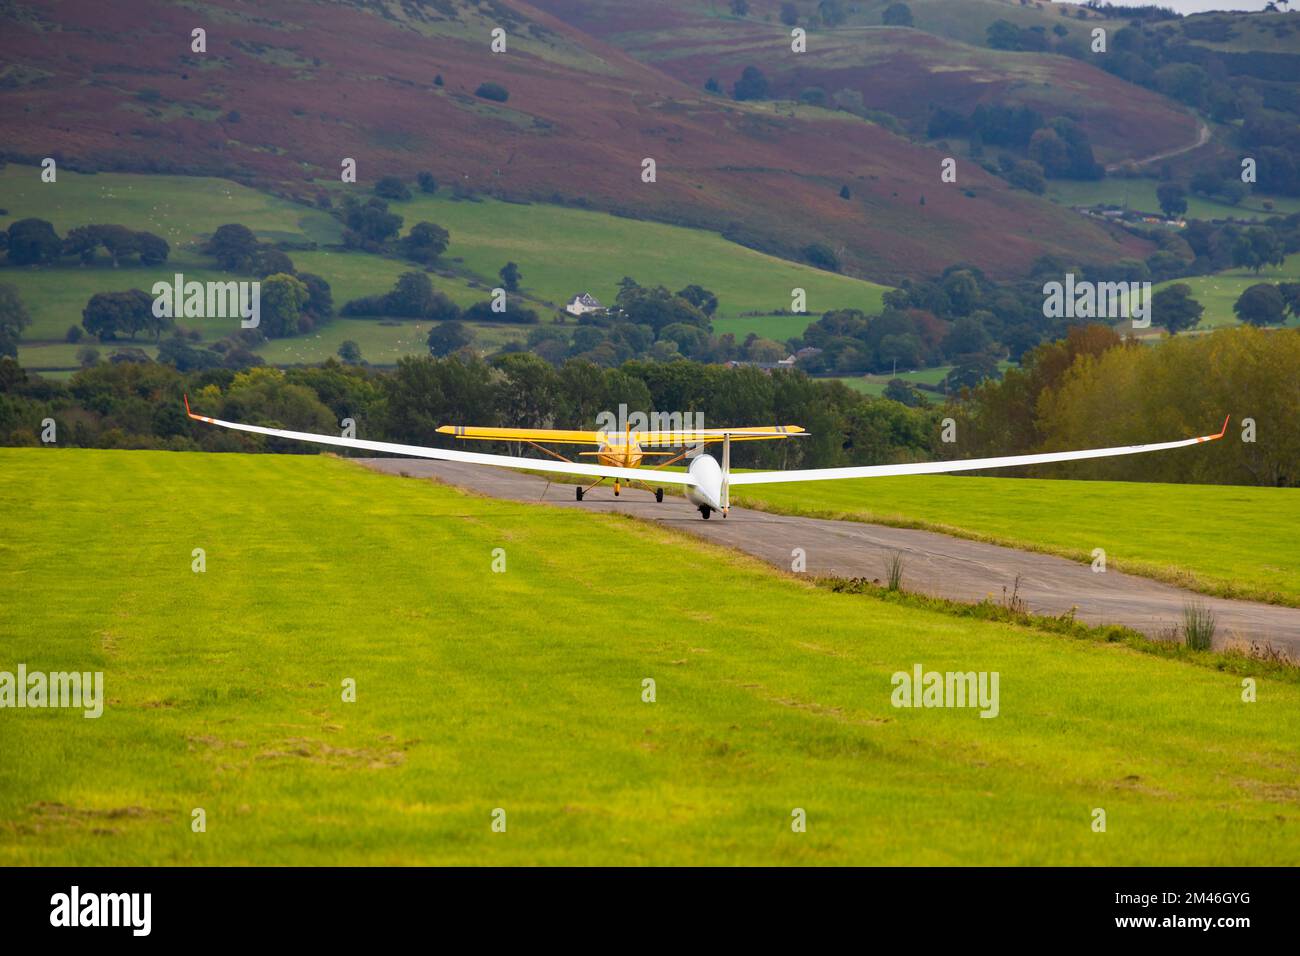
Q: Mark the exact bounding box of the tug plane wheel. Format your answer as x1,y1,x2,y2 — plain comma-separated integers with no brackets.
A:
575,486,584,501
655,488,664,503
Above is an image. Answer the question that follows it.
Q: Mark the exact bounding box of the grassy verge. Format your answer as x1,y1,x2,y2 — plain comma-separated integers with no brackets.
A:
732,474,1300,608
820,576,1298,679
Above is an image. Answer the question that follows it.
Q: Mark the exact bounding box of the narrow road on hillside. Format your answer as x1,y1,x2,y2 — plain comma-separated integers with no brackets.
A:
1105,114,1211,173
357,458,1300,659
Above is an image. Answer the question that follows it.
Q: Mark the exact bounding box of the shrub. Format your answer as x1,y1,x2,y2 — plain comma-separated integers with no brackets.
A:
374,176,412,202
803,242,840,273
475,82,509,103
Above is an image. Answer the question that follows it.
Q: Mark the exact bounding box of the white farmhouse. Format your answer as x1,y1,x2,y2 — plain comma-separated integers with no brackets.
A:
564,292,604,316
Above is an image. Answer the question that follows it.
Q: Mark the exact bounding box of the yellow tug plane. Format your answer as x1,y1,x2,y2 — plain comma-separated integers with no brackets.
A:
435,423,806,507
184,395,1228,521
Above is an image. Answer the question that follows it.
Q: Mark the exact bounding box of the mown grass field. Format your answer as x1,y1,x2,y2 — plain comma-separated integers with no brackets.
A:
733,474,1300,607
1,448,1297,865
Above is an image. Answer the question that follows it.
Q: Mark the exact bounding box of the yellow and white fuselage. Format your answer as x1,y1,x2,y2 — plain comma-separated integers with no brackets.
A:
433,422,807,515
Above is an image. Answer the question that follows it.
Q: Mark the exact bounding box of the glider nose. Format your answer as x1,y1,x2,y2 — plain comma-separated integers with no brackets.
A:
686,453,722,510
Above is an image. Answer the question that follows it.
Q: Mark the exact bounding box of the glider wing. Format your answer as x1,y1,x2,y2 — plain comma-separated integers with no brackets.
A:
728,417,1230,486
183,398,700,486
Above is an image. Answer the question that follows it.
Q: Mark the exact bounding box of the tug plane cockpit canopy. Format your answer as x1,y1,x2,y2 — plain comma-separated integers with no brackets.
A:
183,396,1229,520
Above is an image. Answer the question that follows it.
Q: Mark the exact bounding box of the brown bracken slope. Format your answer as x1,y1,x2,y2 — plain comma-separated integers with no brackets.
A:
0,0,1153,281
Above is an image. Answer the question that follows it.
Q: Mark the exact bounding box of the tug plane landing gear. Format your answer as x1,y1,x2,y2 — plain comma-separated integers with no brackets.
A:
574,481,665,504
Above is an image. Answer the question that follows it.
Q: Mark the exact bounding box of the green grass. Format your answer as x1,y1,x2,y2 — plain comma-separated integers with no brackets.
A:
387,194,890,319
1155,255,1300,331
256,317,529,366
1179,11,1300,54
0,165,341,246
1,448,1297,865
830,361,1013,397
0,167,503,369
15,340,157,373
711,313,816,344
1047,178,1300,223
733,474,1300,608
6,260,252,343
2,166,889,372
289,249,486,311
833,364,954,397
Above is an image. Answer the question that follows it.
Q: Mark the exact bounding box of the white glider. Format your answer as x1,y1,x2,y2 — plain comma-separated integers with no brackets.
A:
184,397,1228,520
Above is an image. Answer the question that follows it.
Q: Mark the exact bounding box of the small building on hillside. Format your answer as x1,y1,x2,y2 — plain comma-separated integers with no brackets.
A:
564,292,604,316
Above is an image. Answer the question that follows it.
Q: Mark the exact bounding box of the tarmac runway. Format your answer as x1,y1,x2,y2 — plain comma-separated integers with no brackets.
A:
357,457,1300,658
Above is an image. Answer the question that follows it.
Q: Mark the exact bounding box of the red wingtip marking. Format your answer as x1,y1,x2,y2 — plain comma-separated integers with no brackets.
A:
182,394,212,423
1217,415,1230,440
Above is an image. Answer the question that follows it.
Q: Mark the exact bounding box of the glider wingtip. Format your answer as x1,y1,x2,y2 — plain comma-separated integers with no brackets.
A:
1217,414,1230,440
183,393,217,425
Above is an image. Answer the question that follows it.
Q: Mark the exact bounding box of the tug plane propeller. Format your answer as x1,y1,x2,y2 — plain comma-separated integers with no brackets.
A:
183,396,1229,520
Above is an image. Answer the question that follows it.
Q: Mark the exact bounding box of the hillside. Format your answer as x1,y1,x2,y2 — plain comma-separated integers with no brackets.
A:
0,166,889,373
0,0,1152,281
531,0,1202,165
2,448,1298,865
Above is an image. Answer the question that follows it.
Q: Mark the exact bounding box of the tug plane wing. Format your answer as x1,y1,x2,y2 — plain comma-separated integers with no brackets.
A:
184,397,1228,520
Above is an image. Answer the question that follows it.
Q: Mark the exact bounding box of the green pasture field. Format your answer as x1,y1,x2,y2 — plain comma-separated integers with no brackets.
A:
386,194,890,319
0,167,517,370
0,448,1297,865
733,473,1300,608
832,364,956,397
0,165,341,246
2,166,888,372
711,313,816,343
830,360,1014,397
1154,255,1300,331
1046,178,1300,223
255,317,530,367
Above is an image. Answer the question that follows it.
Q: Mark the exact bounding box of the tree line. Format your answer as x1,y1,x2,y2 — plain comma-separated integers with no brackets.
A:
3,323,1293,487
0,352,941,473
954,324,1299,487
